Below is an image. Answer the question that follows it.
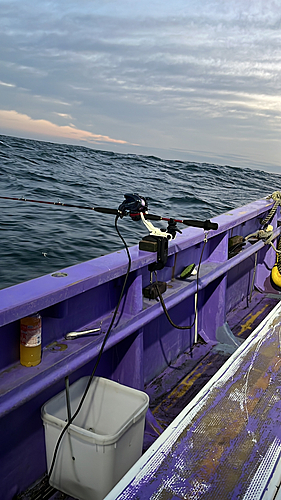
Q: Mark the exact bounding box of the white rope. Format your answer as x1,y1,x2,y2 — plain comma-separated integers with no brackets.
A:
245,229,273,241
269,241,281,254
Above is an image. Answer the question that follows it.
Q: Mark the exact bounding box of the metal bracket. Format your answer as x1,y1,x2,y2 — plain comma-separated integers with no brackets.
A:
140,212,171,239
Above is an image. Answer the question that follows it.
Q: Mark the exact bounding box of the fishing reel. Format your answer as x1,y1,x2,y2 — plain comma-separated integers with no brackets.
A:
118,193,181,238
118,193,148,220
118,193,183,271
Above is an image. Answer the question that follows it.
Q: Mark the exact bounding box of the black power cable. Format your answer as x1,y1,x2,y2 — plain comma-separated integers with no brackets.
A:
153,236,207,331
33,214,209,498
43,215,132,493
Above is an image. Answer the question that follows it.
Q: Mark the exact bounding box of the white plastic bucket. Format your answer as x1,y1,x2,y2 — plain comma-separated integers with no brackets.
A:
41,376,149,500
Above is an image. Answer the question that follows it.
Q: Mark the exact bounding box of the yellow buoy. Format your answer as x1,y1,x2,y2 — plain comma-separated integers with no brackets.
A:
271,237,281,288
271,264,281,288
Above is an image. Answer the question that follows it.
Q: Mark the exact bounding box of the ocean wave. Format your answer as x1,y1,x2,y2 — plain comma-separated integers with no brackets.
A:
1,133,281,289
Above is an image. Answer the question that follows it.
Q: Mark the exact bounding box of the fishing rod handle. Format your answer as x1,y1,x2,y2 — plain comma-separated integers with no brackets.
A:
182,219,218,230
94,207,119,215
143,213,162,221
128,212,162,221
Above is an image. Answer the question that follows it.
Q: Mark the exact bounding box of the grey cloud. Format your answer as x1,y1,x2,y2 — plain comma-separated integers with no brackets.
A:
1,0,281,169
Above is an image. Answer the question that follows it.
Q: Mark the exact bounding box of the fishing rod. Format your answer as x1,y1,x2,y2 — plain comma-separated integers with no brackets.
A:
0,194,218,231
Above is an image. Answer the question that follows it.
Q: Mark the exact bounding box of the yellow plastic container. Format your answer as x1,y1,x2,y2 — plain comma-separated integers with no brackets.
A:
20,313,42,367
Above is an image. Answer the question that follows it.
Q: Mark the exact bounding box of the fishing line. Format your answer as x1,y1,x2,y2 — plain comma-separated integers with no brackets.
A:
45,214,132,491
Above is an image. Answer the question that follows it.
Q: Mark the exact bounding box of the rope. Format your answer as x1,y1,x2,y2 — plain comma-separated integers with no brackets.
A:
261,191,281,226
277,238,281,274
245,229,273,241
261,192,281,275
269,241,281,255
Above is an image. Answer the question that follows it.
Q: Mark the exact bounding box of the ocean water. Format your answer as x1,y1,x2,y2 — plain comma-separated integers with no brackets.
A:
0,133,280,290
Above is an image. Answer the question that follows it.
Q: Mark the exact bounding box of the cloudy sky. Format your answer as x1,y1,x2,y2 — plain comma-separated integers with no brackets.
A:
0,0,281,171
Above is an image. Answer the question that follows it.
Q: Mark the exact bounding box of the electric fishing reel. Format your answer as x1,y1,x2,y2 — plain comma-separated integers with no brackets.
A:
118,193,148,220
118,193,183,271
118,193,182,238
117,192,218,273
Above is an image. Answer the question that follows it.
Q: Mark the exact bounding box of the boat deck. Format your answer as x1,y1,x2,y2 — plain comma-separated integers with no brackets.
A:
106,294,281,500
144,290,280,446
19,291,281,500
